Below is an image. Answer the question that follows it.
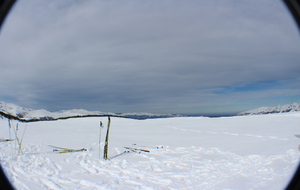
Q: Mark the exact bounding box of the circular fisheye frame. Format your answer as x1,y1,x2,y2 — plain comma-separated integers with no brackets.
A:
0,0,300,190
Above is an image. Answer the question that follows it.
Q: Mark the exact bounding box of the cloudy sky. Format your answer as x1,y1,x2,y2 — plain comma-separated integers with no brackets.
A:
0,0,300,115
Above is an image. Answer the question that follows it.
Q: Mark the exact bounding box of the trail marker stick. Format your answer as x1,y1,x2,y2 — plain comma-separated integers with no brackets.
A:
98,120,103,159
8,119,13,154
10,123,28,155
103,116,111,160
11,123,20,154
8,119,11,140
18,124,27,155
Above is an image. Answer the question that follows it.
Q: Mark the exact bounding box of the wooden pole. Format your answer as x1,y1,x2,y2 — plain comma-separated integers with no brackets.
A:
103,116,111,160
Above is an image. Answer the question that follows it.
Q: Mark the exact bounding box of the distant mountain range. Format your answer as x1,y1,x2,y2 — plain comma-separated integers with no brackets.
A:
0,102,182,122
238,103,300,116
1,101,299,122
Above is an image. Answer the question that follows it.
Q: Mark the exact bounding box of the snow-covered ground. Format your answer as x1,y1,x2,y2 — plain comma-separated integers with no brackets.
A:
1,112,300,190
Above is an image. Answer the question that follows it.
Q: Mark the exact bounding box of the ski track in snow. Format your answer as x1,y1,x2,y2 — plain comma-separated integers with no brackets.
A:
1,113,300,190
166,126,289,141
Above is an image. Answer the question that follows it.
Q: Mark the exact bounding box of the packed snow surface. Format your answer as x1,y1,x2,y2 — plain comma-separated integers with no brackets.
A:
1,112,300,189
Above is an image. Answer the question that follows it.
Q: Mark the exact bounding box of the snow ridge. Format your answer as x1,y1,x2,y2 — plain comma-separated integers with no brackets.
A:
0,102,119,121
0,102,180,121
0,101,34,118
239,103,300,115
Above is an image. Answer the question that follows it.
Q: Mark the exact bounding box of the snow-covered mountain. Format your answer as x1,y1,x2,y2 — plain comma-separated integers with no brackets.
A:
239,102,300,115
0,101,34,118
0,101,116,121
120,112,183,119
0,101,181,121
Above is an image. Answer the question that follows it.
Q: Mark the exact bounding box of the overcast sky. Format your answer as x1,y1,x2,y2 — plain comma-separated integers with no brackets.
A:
0,0,300,115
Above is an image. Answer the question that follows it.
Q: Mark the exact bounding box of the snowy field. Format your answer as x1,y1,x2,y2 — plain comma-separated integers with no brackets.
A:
1,112,300,190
